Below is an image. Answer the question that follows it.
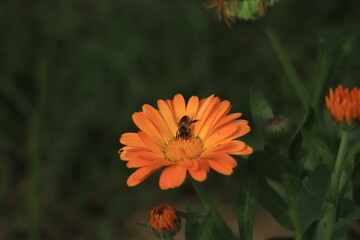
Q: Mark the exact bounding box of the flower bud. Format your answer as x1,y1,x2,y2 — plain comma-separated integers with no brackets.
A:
263,116,293,140
325,86,360,126
225,0,279,21
149,204,181,239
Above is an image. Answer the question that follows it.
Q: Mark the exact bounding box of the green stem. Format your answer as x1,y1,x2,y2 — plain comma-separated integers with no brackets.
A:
284,175,302,240
190,179,236,240
324,131,349,240
263,28,308,108
28,58,47,240
312,41,331,110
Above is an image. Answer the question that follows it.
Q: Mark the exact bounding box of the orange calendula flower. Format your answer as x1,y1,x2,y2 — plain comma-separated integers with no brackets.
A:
119,94,253,190
149,204,181,238
204,0,236,27
325,86,360,125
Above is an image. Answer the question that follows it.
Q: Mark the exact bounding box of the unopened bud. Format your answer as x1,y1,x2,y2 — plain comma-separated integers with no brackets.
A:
149,204,181,239
263,116,293,140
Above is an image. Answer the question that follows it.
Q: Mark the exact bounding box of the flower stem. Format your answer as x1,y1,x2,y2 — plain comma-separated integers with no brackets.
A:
263,27,308,108
27,58,47,240
324,130,349,240
190,178,236,240
284,175,302,240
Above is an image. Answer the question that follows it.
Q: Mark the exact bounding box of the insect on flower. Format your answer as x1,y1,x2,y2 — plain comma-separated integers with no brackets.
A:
176,115,198,139
119,94,253,190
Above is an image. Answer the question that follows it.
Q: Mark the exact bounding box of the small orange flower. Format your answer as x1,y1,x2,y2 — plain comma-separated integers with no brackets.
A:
204,0,237,27
119,94,253,190
325,86,360,125
149,204,181,237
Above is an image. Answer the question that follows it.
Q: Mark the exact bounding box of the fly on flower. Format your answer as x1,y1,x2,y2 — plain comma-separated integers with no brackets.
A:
119,94,253,190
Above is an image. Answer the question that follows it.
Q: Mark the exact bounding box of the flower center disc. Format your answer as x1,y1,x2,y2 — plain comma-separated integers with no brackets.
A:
164,137,204,162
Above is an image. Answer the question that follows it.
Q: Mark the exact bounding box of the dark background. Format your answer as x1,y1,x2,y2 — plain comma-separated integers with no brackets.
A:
0,0,359,239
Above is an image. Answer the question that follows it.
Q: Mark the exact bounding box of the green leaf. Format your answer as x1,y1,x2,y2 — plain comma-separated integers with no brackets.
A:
196,211,214,240
297,181,325,233
302,164,331,200
185,203,206,240
301,129,335,170
344,141,360,174
312,40,331,110
289,107,315,172
256,176,291,229
236,161,258,240
249,87,274,130
338,198,360,220
333,219,350,240
300,220,319,240
251,151,282,183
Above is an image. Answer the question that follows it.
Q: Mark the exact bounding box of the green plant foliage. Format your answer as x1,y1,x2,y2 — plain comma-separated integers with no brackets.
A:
249,87,274,130
301,129,335,170
185,203,206,240
1,0,360,239
196,212,214,240
236,160,258,240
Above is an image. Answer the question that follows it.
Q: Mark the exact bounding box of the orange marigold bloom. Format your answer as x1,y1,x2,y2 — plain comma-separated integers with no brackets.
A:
149,204,181,236
119,94,253,190
204,0,236,27
325,86,360,125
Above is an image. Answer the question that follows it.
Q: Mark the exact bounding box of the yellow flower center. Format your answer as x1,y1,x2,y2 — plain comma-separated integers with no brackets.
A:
164,137,204,162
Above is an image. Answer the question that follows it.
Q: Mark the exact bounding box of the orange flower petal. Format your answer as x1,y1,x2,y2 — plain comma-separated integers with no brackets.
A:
193,95,215,129
210,140,246,154
207,160,233,175
138,131,163,155
142,104,173,140
157,99,178,136
189,168,207,182
127,166,162,187
205,123,238,147
126,158,152,168
120,132,145,148
178,159,193,168
198,100,231,139
159,165,187,190
132,112,163,145
208,113,243,135
172,94,186,122
186,96,200,119
235,145,253,155
202,152,237,168
194,97,220,136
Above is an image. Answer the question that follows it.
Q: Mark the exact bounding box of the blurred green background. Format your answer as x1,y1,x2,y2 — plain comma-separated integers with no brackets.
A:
0,0,359,239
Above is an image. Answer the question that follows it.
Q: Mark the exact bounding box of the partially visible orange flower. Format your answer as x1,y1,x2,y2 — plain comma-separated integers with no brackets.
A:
149,204,181,237
325,86,360,125
204,0,236,27
119,94,252,190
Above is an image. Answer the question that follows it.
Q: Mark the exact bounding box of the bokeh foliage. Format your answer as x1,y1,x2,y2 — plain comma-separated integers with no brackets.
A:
0,0,360,239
